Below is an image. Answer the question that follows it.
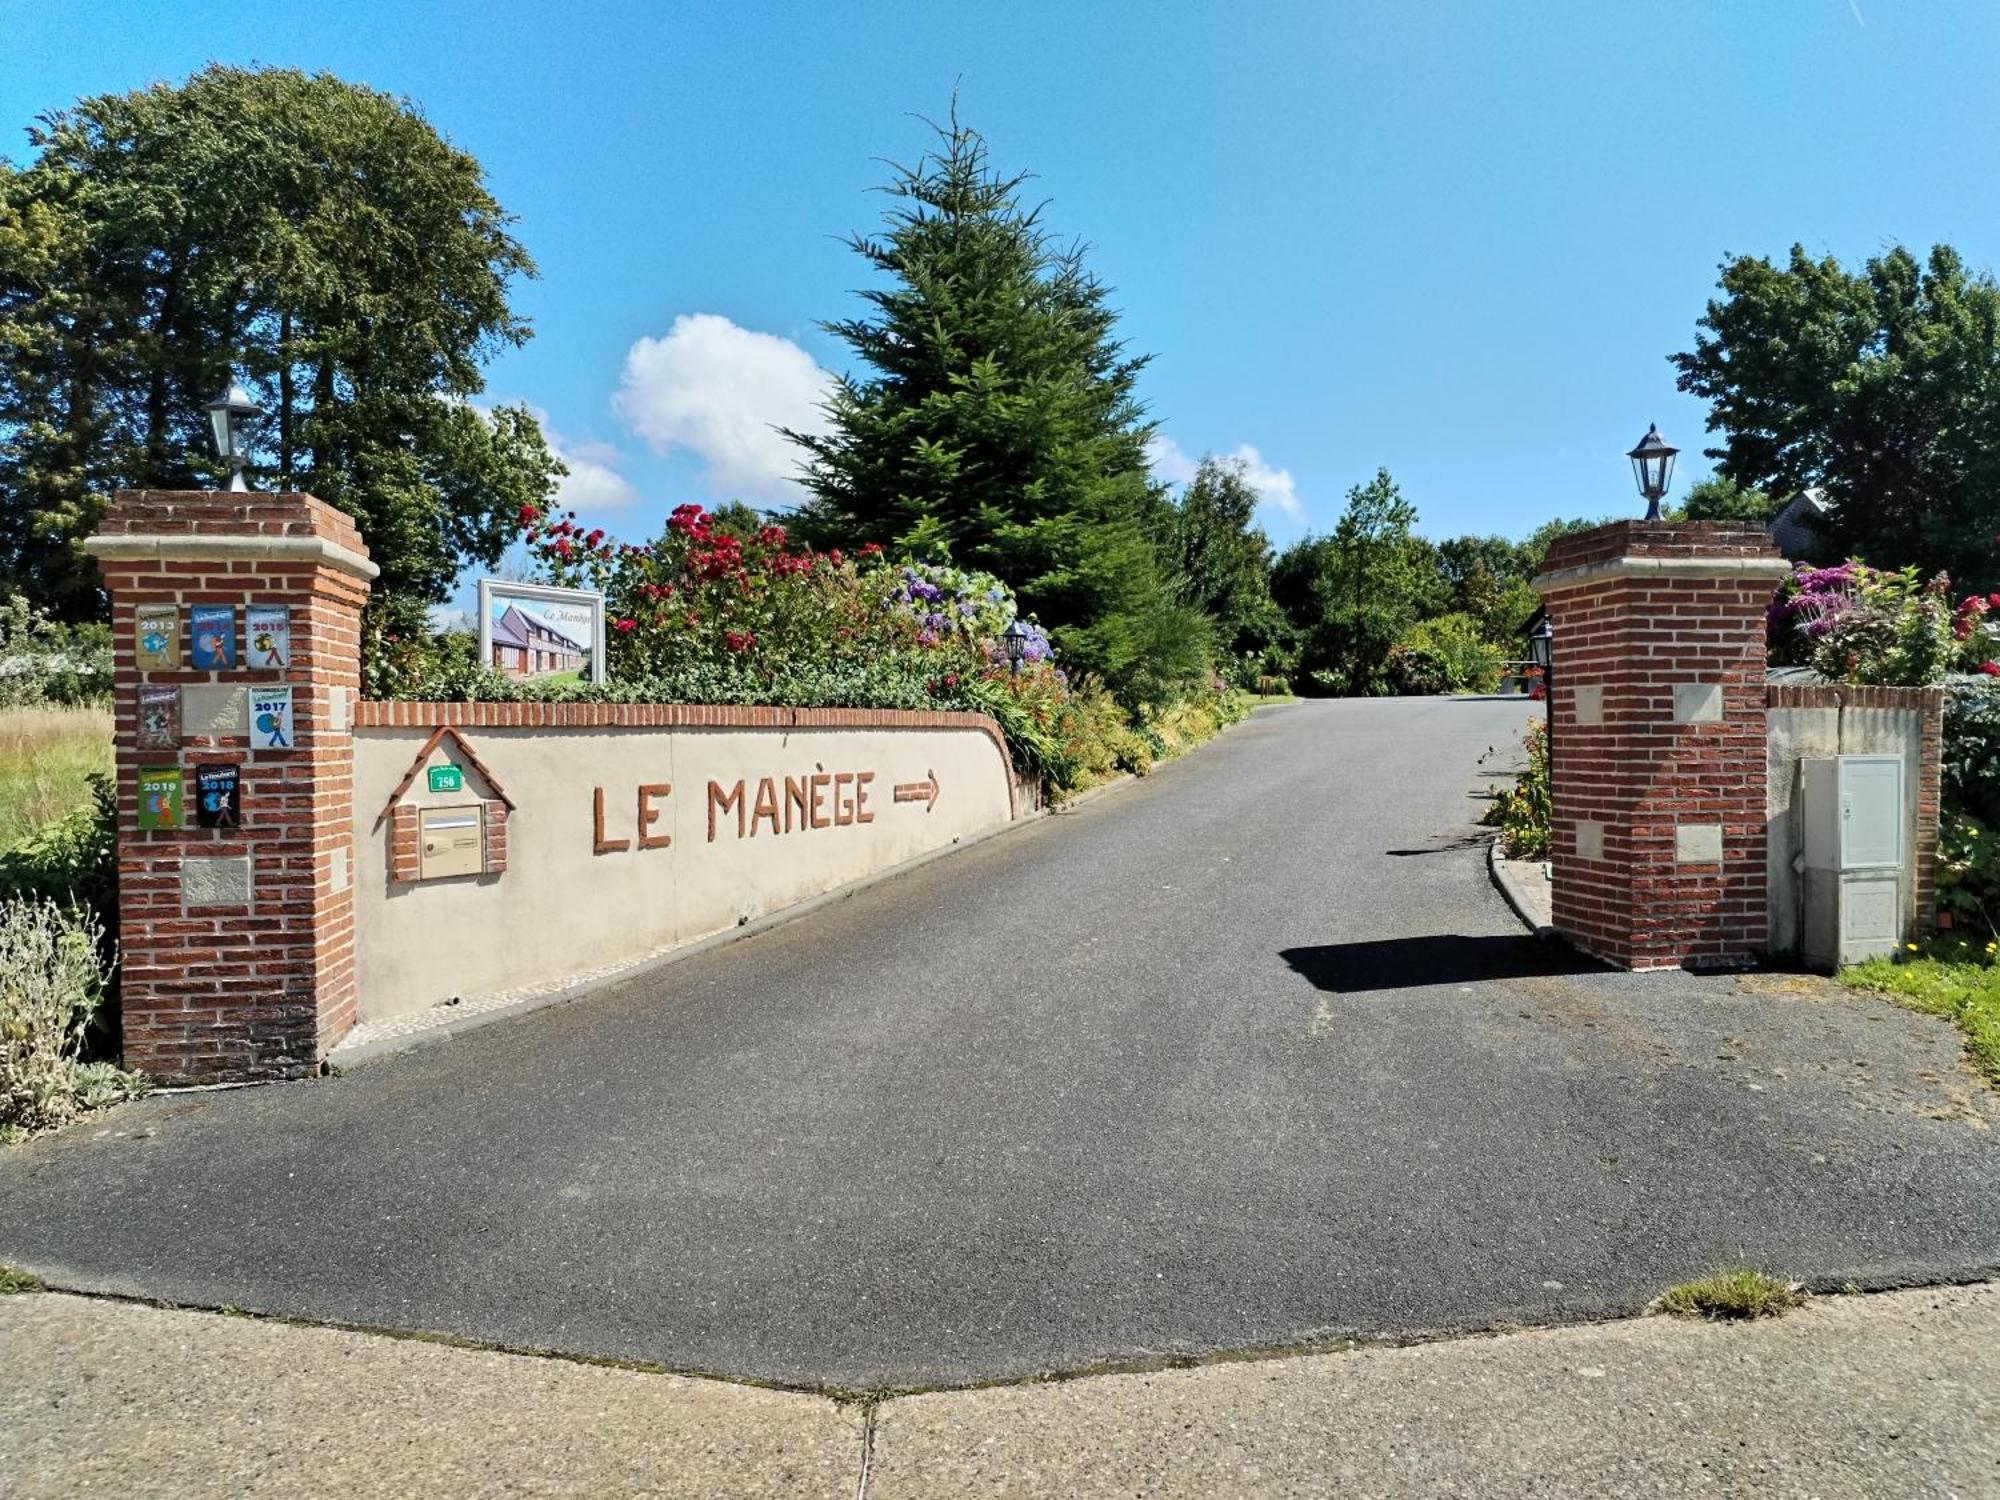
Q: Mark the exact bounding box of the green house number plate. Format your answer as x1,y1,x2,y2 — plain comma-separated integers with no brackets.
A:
427,765,464,794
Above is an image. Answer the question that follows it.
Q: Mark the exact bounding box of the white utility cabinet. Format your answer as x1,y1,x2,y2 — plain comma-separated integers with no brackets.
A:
1800,754,1905,969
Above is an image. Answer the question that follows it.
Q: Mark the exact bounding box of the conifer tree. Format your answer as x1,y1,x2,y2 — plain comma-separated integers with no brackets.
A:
787,110,1206,699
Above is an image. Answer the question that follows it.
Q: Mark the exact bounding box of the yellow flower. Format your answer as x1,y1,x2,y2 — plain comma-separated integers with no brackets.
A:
1905,942,1920,952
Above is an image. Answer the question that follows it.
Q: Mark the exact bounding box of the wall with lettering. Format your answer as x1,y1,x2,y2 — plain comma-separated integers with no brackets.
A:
349,705,1018,1021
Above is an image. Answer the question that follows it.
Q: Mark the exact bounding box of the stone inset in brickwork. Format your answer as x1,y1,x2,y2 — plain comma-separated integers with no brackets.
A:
1573,684,1603,726
182,684,248,738
1673,682,1723,724
181,854,252,906
1575,820,1604,862
1675,824,1723,864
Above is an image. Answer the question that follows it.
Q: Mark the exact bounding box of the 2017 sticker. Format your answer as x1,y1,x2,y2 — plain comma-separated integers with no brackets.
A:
247,685,294,750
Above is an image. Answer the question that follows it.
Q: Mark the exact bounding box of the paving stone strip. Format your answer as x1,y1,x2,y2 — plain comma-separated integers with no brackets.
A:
3,1284,1996,1498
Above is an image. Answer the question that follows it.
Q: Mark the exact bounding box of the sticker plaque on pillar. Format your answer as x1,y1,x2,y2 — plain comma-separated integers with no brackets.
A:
189,605,238,670
134,604,179,669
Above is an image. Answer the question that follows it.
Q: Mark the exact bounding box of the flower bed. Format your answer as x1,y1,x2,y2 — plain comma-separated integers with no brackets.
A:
369,503,1244,801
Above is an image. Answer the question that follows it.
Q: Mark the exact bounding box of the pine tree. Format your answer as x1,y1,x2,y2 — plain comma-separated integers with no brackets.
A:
787,110,1205,699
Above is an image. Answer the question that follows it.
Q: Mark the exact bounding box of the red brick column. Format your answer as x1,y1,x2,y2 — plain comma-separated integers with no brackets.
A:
1535,522,1792,970
86,491,375,1083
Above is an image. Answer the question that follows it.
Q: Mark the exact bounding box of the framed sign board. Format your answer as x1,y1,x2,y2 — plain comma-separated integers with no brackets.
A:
477,579,606,687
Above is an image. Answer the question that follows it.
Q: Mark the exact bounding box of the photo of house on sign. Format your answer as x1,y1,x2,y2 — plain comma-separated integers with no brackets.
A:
477,579,605,685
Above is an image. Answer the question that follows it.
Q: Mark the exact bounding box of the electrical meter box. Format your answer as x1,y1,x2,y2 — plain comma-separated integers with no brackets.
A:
1801,754,1903,871
1799,755,1905,969
418,804,485,880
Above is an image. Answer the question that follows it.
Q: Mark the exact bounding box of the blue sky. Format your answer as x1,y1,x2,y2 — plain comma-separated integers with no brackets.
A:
6,0,1997,554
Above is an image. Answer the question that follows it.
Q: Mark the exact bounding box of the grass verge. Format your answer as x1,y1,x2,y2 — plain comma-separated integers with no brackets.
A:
1842,943,2000,1086
0,1263,46,1294
0,704,112,850
1655,1268,1806,1320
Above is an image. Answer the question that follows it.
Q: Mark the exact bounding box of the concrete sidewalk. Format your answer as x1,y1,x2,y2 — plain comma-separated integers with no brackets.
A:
4,1283,1995,1498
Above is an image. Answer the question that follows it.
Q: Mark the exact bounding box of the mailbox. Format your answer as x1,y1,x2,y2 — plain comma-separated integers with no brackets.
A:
418,804,485,880
1799,755,1904,969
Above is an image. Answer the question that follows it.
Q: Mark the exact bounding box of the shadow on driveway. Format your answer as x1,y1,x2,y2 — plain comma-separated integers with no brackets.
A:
1281,934,1606,993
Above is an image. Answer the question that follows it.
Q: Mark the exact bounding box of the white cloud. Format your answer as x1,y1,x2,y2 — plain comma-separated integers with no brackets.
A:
1149,435,1304,522
1146,433,1201,488
614,313,834,501
477,399,641,512
550,434,639,512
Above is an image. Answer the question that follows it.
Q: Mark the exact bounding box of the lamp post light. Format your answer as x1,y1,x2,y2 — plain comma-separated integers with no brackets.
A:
1527,612,1553,678
1527,610,1555,856
1002,618,1033,676
204,374,262,492
1627,422,1678,521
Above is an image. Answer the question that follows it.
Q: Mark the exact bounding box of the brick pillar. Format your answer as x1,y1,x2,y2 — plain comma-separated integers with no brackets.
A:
1534,522,1792,970
86,491,375,1083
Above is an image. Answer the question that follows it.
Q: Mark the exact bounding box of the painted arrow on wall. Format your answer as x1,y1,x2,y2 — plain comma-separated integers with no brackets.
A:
893,770,941,811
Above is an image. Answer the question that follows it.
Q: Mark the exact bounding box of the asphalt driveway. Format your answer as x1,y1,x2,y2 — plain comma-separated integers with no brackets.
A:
3,697,1996,1389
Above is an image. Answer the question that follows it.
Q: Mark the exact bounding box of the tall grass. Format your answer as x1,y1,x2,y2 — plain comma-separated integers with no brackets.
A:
0,706,113,851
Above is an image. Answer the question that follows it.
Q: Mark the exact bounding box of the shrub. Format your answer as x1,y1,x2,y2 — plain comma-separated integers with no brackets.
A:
1767,563,1987,685
0,772,118,986
1481,717,1550,859
1385,643,1450,696
0,897,142,1135
1944,680,2000,825
1938,681,2000,939
1396,613,1504,694
0,595,111,708
1937,813,1999,940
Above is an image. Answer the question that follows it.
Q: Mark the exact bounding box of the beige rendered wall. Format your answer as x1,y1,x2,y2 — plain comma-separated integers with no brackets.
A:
351,720,1015,1020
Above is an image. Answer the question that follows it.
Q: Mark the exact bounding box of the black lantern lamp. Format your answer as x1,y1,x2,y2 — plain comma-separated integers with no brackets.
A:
1002,618,1033,675
204,374,261,493
1527,613,1554,675
1627,423,1678,521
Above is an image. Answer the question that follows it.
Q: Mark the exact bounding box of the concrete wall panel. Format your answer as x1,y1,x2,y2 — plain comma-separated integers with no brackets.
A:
351,720,1015,1020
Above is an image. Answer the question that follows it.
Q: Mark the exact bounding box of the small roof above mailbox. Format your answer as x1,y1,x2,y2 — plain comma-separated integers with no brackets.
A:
377,724,513,828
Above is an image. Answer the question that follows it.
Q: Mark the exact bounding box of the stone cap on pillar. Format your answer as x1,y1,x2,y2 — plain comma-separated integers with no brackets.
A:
1535,520,1790,596
83,490,378,582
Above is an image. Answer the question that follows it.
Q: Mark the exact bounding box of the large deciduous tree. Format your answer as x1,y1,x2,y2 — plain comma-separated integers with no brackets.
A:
1672,243,2000,590
1169,456,1284,675
1271,468,1446,695
786,110,1206,701
0,64,560,621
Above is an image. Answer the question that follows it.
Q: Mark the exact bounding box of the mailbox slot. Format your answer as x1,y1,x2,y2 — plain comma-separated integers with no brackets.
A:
418,804,485,880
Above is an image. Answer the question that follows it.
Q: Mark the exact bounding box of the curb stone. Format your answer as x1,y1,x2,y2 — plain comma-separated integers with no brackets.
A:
1487,838,1557,942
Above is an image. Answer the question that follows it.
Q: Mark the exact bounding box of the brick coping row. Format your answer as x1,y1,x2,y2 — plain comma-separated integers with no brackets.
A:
356,699,1005,734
